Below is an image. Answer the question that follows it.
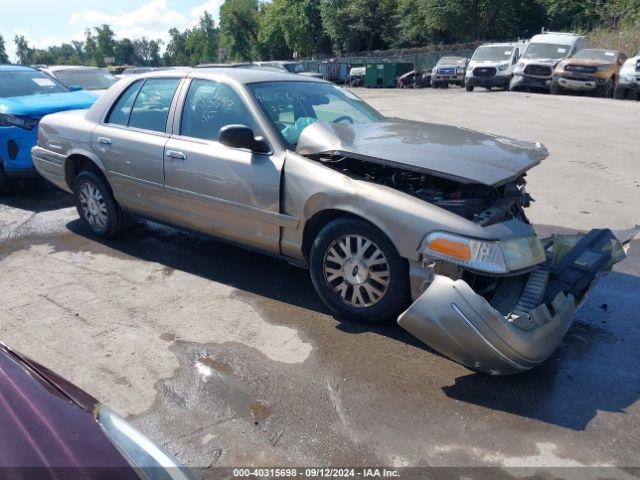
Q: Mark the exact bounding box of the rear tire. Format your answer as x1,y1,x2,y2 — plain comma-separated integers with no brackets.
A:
309,218,410,324
465,85,474,92
73,171,126,239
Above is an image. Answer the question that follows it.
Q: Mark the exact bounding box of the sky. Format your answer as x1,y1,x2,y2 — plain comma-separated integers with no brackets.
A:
0,0,224,62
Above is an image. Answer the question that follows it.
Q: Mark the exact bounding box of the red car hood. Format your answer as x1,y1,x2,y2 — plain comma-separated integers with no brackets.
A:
0,344,137,474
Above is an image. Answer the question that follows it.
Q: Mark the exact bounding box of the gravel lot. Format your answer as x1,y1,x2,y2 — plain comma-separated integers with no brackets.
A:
1,88,639,475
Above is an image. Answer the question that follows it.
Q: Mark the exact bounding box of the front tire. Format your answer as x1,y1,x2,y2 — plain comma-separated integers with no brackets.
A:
465,85,474,92
595,78,614,98
73,171,126,238
550,83,563,95
0,164,12,196
309,218,410,323
614,85,628,100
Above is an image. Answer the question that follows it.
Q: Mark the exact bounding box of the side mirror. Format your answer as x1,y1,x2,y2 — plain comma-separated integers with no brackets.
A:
219,125,270,154
69,85,83,92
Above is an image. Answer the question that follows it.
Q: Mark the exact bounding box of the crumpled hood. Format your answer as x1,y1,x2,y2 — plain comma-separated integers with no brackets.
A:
0,91,98,118
296,119,549,186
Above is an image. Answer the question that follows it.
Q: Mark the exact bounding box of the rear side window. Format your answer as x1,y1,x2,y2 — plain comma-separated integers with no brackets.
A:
107,80,143,126
106,78,181,132
129,79,181,133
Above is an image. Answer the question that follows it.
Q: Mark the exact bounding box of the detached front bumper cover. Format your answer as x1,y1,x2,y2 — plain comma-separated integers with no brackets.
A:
399,229,635,375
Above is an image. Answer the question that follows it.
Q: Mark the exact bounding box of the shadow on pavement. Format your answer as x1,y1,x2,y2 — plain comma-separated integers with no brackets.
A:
0,182,73,213
64,217,640,432
442,268,640,431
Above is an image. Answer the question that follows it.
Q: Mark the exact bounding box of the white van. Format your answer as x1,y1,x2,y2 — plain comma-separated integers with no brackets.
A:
464,42,527,91
510,32,587,92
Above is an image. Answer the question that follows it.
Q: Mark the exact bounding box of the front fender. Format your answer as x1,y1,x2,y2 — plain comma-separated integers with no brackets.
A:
284,151,491,261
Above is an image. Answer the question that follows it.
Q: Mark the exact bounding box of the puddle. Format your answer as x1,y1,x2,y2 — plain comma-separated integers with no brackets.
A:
195,356,272,423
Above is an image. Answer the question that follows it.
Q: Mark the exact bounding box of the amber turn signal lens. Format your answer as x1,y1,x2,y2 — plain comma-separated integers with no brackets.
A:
427,237,472,261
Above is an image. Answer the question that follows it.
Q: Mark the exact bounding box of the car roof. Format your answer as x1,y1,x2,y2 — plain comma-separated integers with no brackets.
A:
259,61,299,65
46,65,101,72
478,42,525,48
530,32,586,44
577,48,620,53
0,64,38,72
138,67,324,85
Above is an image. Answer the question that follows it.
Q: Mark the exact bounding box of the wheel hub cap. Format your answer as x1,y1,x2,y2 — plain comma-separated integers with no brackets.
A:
343,257,369,285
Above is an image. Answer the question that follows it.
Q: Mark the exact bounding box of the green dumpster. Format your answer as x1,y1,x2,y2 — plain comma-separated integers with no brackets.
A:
364,62,414,88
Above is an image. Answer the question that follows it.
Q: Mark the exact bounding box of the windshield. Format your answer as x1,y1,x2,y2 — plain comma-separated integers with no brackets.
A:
472,46,514,62
572,49,617,61
53,69,118,90
248,81,384,147
438,57,465,66
0,70,68,98
283,63,305,73
523,43,570,60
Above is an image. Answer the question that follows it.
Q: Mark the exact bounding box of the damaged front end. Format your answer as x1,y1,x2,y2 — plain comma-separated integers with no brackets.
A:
294,120,634,375
399,229,632,375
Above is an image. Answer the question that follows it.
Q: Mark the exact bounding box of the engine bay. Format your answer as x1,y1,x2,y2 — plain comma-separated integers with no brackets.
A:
313,155,533,226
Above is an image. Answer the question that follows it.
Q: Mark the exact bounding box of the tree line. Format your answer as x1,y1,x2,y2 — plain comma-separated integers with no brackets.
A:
1,0,639,67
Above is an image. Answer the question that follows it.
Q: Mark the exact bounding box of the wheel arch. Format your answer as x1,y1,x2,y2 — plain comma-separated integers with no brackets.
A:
301,208,398,262
64,151,108,190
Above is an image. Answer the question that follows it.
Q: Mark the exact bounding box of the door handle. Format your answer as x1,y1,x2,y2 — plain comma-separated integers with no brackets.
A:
98,137,112,145
166,150,187,161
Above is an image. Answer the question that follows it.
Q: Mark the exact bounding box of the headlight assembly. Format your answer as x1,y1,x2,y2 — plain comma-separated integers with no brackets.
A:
622,73,636,82
497,64,509,71
597,65,611,72
422,232,545,274
0,113,39,130
98,406,193,480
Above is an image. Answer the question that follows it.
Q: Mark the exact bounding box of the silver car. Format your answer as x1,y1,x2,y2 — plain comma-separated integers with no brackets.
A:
32,69,633,375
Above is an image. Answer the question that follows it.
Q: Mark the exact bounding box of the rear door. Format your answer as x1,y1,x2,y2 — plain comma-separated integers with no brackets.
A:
91,77,182,217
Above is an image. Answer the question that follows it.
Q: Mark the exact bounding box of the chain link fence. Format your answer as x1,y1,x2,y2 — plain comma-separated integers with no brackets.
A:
301,42,482,73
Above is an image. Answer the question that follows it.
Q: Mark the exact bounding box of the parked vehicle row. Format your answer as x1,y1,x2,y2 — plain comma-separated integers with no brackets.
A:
357,30,639,101
25,67,634,377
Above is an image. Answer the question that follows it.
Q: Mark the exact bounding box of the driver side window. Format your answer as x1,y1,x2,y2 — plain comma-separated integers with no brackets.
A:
180,79,258,142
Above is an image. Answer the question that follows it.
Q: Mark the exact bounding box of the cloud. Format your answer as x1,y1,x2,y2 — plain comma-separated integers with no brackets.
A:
3,0,223,62
69,0,189,42
189,0,224,24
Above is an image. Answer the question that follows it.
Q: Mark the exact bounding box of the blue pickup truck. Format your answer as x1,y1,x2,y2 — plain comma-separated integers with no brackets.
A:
0,65,98,194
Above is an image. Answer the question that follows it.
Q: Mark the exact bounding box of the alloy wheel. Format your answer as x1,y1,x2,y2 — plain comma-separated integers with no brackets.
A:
323,234,390,308
79,181,108,231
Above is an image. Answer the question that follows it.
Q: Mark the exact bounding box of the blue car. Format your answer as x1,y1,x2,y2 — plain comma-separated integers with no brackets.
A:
0,65,98,194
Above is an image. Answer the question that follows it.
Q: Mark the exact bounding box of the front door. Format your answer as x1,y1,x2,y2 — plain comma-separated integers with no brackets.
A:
163,79,282,253
91,77,182,217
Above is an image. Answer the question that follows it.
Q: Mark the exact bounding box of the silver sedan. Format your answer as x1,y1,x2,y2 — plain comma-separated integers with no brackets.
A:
32,68,633,374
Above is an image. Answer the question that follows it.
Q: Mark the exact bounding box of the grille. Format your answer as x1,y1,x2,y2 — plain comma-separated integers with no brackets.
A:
473,67,496,77
565,64,597,74
524,64,552,77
